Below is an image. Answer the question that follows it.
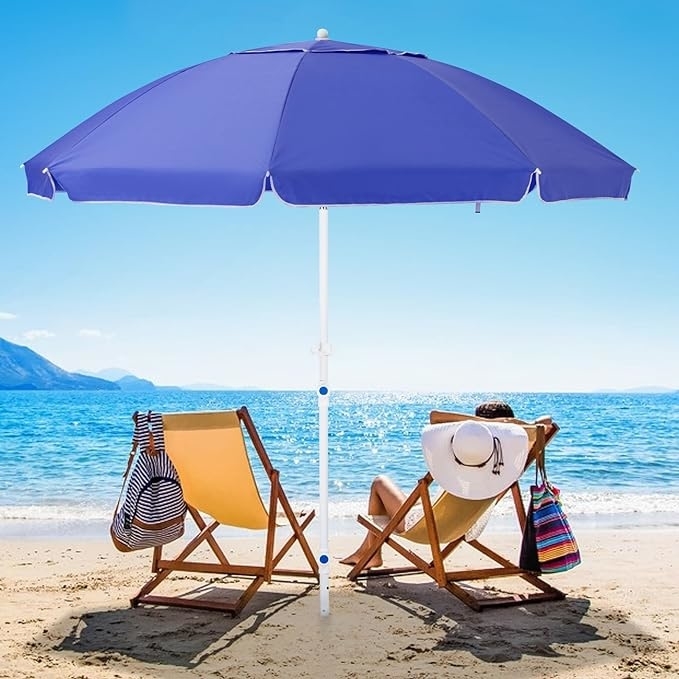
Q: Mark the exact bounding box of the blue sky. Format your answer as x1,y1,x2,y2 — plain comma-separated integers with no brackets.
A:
1,1,677,391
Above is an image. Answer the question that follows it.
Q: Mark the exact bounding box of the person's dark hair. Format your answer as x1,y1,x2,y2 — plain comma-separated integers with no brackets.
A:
475,400,515,419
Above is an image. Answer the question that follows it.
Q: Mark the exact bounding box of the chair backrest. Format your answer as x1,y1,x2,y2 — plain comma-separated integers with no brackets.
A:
162,410,270,530
402,493,493,544
401,411,557,545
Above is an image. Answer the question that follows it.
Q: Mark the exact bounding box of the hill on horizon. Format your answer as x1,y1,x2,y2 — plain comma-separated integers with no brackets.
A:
0,337,119,390
79,367,132,382
81,367,182,391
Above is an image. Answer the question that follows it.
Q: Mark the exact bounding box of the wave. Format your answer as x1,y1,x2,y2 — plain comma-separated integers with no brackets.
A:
3,490,679,525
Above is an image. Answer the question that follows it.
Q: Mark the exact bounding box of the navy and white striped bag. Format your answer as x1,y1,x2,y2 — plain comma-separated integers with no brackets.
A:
110,411,187,552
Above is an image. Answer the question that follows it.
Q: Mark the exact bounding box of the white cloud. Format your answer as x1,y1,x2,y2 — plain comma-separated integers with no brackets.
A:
79,329,103,338
23,329,55,340
0,312,17,321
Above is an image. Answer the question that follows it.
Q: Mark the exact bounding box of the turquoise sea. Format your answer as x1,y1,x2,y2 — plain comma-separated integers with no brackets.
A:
1,390,678,537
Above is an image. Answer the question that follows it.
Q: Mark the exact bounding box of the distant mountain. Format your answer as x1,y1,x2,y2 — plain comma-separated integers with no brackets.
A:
80,367,132,381
0,337,119,390
83,367,182,391
115,375,157,391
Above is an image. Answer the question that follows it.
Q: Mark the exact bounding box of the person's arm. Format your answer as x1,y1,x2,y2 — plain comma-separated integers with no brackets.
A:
534,415,553,426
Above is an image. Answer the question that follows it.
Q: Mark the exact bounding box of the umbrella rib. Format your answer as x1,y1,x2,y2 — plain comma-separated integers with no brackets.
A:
266,52,309,180
399,56,537,170
41,61,210,176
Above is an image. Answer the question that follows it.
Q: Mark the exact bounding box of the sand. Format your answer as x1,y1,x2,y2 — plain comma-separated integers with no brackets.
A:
0,527,677,678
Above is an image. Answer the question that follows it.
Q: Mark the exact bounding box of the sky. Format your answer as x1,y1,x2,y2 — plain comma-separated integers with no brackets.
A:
1,1,677,392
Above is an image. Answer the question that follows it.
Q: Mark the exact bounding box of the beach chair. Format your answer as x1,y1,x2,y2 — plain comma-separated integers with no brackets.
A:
346,411,565,611
130,407,319,615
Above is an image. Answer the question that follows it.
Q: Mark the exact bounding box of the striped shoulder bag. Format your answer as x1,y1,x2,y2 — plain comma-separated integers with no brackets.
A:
110,411,187,552
520,448,581,573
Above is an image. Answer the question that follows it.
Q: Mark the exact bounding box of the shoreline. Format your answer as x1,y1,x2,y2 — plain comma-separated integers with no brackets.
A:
2,509,679,542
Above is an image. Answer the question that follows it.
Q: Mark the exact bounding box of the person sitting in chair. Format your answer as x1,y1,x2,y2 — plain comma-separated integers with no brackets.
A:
340,400,547,568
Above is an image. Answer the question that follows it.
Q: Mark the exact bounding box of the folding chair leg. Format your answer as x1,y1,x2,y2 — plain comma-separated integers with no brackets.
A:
131,514,223,607
271,511,319,576
467,538,565,601
444,582,483,612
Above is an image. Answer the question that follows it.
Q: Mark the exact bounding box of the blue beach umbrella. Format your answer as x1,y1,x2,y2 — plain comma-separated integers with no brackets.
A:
22,29,635,616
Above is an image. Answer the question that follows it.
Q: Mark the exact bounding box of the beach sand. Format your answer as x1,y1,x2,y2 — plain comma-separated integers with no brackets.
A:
0,528,677,678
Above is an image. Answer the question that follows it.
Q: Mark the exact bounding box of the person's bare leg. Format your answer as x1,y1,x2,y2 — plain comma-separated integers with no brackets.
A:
340,475,407,568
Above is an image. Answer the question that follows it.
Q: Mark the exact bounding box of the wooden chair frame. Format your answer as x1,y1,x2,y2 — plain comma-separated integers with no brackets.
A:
131,406,319,616
347,411,565,611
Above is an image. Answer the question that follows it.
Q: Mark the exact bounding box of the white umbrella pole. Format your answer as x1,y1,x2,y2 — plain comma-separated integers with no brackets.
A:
317,205,330,616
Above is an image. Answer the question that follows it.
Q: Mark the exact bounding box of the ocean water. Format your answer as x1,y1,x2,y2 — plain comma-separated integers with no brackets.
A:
1,390,678,537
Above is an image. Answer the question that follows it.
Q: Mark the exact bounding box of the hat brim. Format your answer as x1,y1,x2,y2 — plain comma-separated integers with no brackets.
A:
422,421,529,500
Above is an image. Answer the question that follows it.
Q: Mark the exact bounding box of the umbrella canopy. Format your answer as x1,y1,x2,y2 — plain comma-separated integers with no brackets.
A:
22,31,635,617
24,35,634,206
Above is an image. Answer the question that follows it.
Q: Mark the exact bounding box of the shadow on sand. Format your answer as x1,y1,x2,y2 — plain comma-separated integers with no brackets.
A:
45,583,315,669
33,578,671,678
353,576,665,667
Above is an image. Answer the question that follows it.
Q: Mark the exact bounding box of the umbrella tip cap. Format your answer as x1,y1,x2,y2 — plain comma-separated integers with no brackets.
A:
316,28,329,40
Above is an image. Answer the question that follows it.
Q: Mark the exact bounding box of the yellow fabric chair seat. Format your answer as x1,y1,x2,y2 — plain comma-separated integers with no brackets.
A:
163,411,269,529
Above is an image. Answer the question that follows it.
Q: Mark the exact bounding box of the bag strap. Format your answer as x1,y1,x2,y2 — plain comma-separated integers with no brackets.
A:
112,411,143,517
147,411,158,456
534,423,547,485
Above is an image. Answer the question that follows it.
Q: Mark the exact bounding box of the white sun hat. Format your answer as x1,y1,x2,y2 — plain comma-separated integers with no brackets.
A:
421,420,529,500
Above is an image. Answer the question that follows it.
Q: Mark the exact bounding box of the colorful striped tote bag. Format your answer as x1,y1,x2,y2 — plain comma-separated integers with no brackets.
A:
526,452,581,574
